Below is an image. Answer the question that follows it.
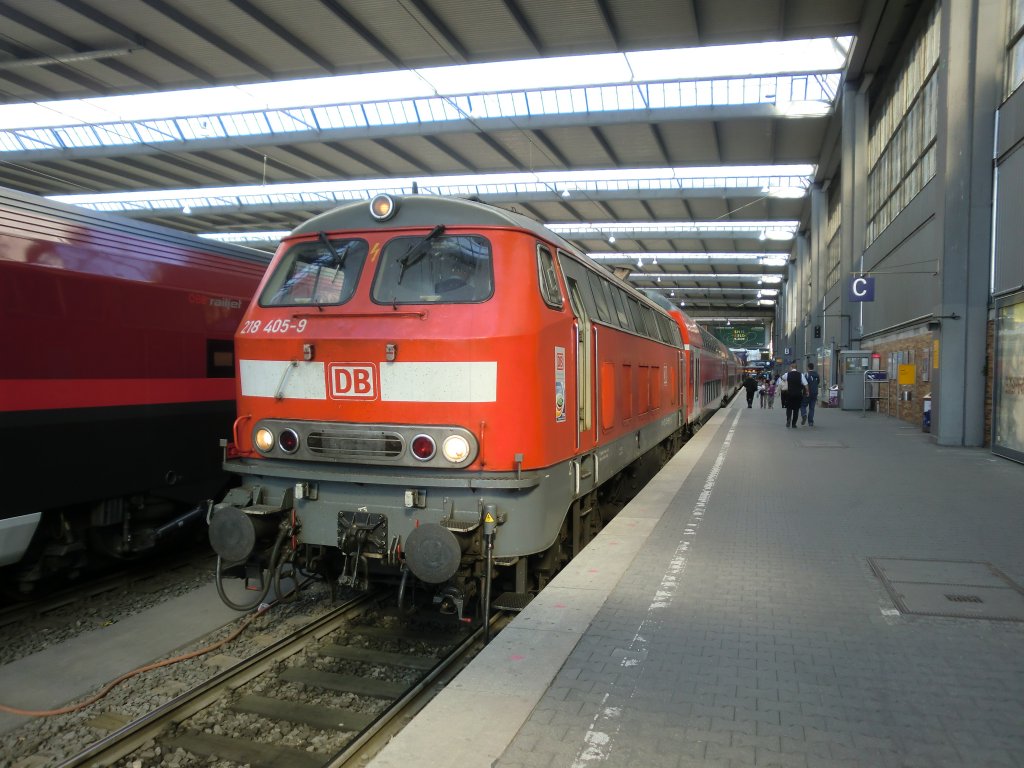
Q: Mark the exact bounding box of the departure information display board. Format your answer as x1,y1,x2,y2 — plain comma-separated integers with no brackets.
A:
711,325,766,347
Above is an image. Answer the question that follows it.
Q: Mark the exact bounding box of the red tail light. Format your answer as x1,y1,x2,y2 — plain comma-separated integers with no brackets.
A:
410,434,436,460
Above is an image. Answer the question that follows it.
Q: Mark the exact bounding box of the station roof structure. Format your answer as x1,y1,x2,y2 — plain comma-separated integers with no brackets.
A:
0,0,925,321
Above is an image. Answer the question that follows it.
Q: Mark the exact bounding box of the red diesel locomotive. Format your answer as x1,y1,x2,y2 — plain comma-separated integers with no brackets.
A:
208,194,737,617
0,187,269,590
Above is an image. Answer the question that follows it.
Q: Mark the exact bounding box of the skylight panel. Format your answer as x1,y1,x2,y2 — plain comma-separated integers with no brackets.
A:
12,128,59,150
0,70,841,154
49,167,813,216
223,112,267,136
55,125,98,147
136,120,179,143
0,45,846,158
180,117,224,140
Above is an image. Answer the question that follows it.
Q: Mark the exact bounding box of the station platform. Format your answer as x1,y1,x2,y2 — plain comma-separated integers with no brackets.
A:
369,398,1024,768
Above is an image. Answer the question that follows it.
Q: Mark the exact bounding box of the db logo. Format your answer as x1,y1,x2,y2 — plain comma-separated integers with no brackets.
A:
328,363,377,400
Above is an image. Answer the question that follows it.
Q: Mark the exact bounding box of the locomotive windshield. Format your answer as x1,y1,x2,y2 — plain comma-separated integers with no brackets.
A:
372,234,493,304
260,237,368,306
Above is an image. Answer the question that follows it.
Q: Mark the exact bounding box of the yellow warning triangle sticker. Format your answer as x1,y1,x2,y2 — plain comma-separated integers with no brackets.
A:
484,512,495,523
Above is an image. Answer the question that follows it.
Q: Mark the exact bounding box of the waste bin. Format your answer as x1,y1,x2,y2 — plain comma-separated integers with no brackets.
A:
922,394,932,432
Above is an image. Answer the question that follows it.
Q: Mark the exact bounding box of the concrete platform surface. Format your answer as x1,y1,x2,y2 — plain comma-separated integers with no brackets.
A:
370,401,1024,768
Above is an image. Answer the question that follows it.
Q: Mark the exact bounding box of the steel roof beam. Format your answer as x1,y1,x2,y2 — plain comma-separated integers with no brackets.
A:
227,0,334,73
55,0,219,84
139,0,274,80
317,0,405,68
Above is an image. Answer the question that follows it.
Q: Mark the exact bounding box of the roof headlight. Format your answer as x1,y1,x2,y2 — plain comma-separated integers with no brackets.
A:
441,435,470,463
254,427,275,453
370,194,397,221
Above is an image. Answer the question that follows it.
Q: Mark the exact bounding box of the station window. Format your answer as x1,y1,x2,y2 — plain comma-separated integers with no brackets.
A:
261,237,368,306
865,3,940,246
1008,0,1024,95
537,244,563,309
372,234,493,304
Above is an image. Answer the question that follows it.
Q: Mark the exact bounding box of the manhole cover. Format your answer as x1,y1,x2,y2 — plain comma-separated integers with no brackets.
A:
869,558,1024,621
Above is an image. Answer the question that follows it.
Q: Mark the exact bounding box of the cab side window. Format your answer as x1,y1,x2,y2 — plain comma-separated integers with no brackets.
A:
537,244,564,309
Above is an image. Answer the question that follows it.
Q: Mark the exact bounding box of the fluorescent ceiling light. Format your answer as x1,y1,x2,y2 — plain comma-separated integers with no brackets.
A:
764,185,807,198
630,273,780,281
550,221,799,234
200,231,288,244
593,256,774,264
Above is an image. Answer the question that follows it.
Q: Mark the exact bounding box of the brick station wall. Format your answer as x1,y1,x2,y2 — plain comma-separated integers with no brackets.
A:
869,332,936,428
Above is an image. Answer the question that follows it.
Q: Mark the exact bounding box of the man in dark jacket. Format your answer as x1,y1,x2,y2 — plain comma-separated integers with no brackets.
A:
742,375,757,408
783,363,807,428
801,362,820,426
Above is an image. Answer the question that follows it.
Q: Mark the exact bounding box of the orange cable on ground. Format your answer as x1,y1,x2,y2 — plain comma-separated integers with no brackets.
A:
0,605,267,718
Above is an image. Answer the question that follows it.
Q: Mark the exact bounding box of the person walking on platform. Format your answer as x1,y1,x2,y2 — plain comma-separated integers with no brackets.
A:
766,377,776,409
801,362,820,426
742,374,757,408
758,378,767,408
782,363,807,428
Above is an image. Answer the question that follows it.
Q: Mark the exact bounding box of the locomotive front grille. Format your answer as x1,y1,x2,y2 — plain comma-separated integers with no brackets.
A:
307,429,404,460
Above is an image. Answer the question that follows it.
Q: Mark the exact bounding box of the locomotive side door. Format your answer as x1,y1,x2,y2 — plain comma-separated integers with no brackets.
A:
555,253,597,454
564,276,594,449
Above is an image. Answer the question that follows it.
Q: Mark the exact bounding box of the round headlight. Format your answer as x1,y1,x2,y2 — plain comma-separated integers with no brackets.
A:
369,194,397,221
278,429,299,454
410,434,436,461
442,435,470,463
254,428,275,453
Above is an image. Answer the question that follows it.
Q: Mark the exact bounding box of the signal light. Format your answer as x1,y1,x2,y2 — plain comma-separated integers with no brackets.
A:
410,434,436,461
278,428,299,454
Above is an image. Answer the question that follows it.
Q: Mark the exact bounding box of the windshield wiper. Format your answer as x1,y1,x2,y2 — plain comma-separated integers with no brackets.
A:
318,232,347,268
309,235,352,311
398,225,445,284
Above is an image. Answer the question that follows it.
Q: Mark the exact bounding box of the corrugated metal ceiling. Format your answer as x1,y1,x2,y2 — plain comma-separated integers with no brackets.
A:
0,0,925,317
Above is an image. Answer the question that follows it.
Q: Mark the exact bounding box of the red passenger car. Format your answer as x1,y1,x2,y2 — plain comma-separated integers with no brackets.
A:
0,188,269,589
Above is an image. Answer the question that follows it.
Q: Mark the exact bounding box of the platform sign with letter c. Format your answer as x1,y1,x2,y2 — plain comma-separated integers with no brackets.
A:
848,274,875,302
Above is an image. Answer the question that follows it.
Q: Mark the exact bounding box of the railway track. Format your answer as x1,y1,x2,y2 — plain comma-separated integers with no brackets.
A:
56,593,505,768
